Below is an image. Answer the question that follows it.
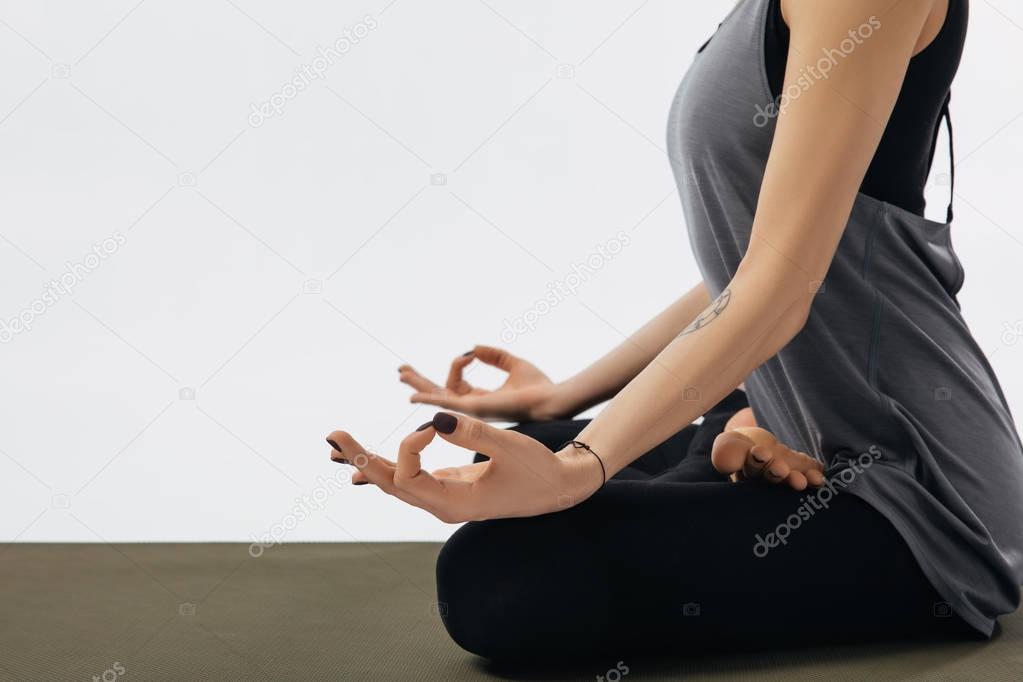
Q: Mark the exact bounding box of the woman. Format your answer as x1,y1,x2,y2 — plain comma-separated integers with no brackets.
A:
327,0,1023,660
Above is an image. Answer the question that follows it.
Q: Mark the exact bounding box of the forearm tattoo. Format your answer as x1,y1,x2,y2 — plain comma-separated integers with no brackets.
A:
678,288,731,337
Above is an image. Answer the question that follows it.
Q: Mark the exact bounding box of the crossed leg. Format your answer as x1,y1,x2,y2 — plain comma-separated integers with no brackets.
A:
436,474,974,660
436,396,974,660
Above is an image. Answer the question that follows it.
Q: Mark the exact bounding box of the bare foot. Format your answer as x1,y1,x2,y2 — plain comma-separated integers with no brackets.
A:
711,426,825,491
724,406,757,431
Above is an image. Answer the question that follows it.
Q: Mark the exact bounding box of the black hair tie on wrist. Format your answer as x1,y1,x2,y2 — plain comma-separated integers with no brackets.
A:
561,440,607,487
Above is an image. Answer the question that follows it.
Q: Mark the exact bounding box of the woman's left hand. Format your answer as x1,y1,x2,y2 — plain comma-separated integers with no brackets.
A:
326,413,604,523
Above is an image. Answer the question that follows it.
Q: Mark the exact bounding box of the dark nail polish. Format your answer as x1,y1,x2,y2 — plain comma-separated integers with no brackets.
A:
353,480,369,486
332,458,351,465
326,438,343,453
433,412,457,434
462,350,474,357
415,421,433,432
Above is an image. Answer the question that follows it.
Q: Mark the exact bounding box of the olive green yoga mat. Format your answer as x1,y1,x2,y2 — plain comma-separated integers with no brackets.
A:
0,543,1020,681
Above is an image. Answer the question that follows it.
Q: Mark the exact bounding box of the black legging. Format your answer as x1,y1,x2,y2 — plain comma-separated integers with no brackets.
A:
435,390,978,660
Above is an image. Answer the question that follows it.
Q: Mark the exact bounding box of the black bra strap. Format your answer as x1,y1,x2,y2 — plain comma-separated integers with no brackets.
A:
943,92,955,223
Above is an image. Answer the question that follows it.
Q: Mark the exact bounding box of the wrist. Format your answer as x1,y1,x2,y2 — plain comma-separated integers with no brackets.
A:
533,379,582,421
529,381,569,421
555,443,605,504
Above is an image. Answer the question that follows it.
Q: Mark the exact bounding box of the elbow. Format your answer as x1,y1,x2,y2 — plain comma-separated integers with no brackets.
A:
759,291,812,361
776,275,818,348
783,296,813,339
774,274,816,338
734,258,817,344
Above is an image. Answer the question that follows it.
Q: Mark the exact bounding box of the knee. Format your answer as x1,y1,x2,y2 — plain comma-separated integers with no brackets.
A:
435,520,514,659
434,512,609,660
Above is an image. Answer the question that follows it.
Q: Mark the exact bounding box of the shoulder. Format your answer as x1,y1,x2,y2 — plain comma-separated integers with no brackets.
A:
778,0,943,70
781,0,939,41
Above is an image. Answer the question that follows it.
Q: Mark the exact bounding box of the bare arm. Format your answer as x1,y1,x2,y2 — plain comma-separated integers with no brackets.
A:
346,0,944,521
398,281,712,421
570,0,939,478
546,281,711,418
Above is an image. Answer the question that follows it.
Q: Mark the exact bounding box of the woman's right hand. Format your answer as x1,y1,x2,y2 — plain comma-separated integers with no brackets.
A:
398,345,563,422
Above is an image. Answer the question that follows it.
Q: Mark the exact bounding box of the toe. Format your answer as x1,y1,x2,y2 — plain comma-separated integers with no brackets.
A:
785,470,808,491
764,457,791,483
806,468,826,486
743,443,775,478
711,431,756,475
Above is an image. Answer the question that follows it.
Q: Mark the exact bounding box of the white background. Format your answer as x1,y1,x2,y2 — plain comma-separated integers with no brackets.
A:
1,0,1021,543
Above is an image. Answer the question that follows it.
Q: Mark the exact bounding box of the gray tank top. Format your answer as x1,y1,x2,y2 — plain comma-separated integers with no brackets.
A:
667,0,1023,635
